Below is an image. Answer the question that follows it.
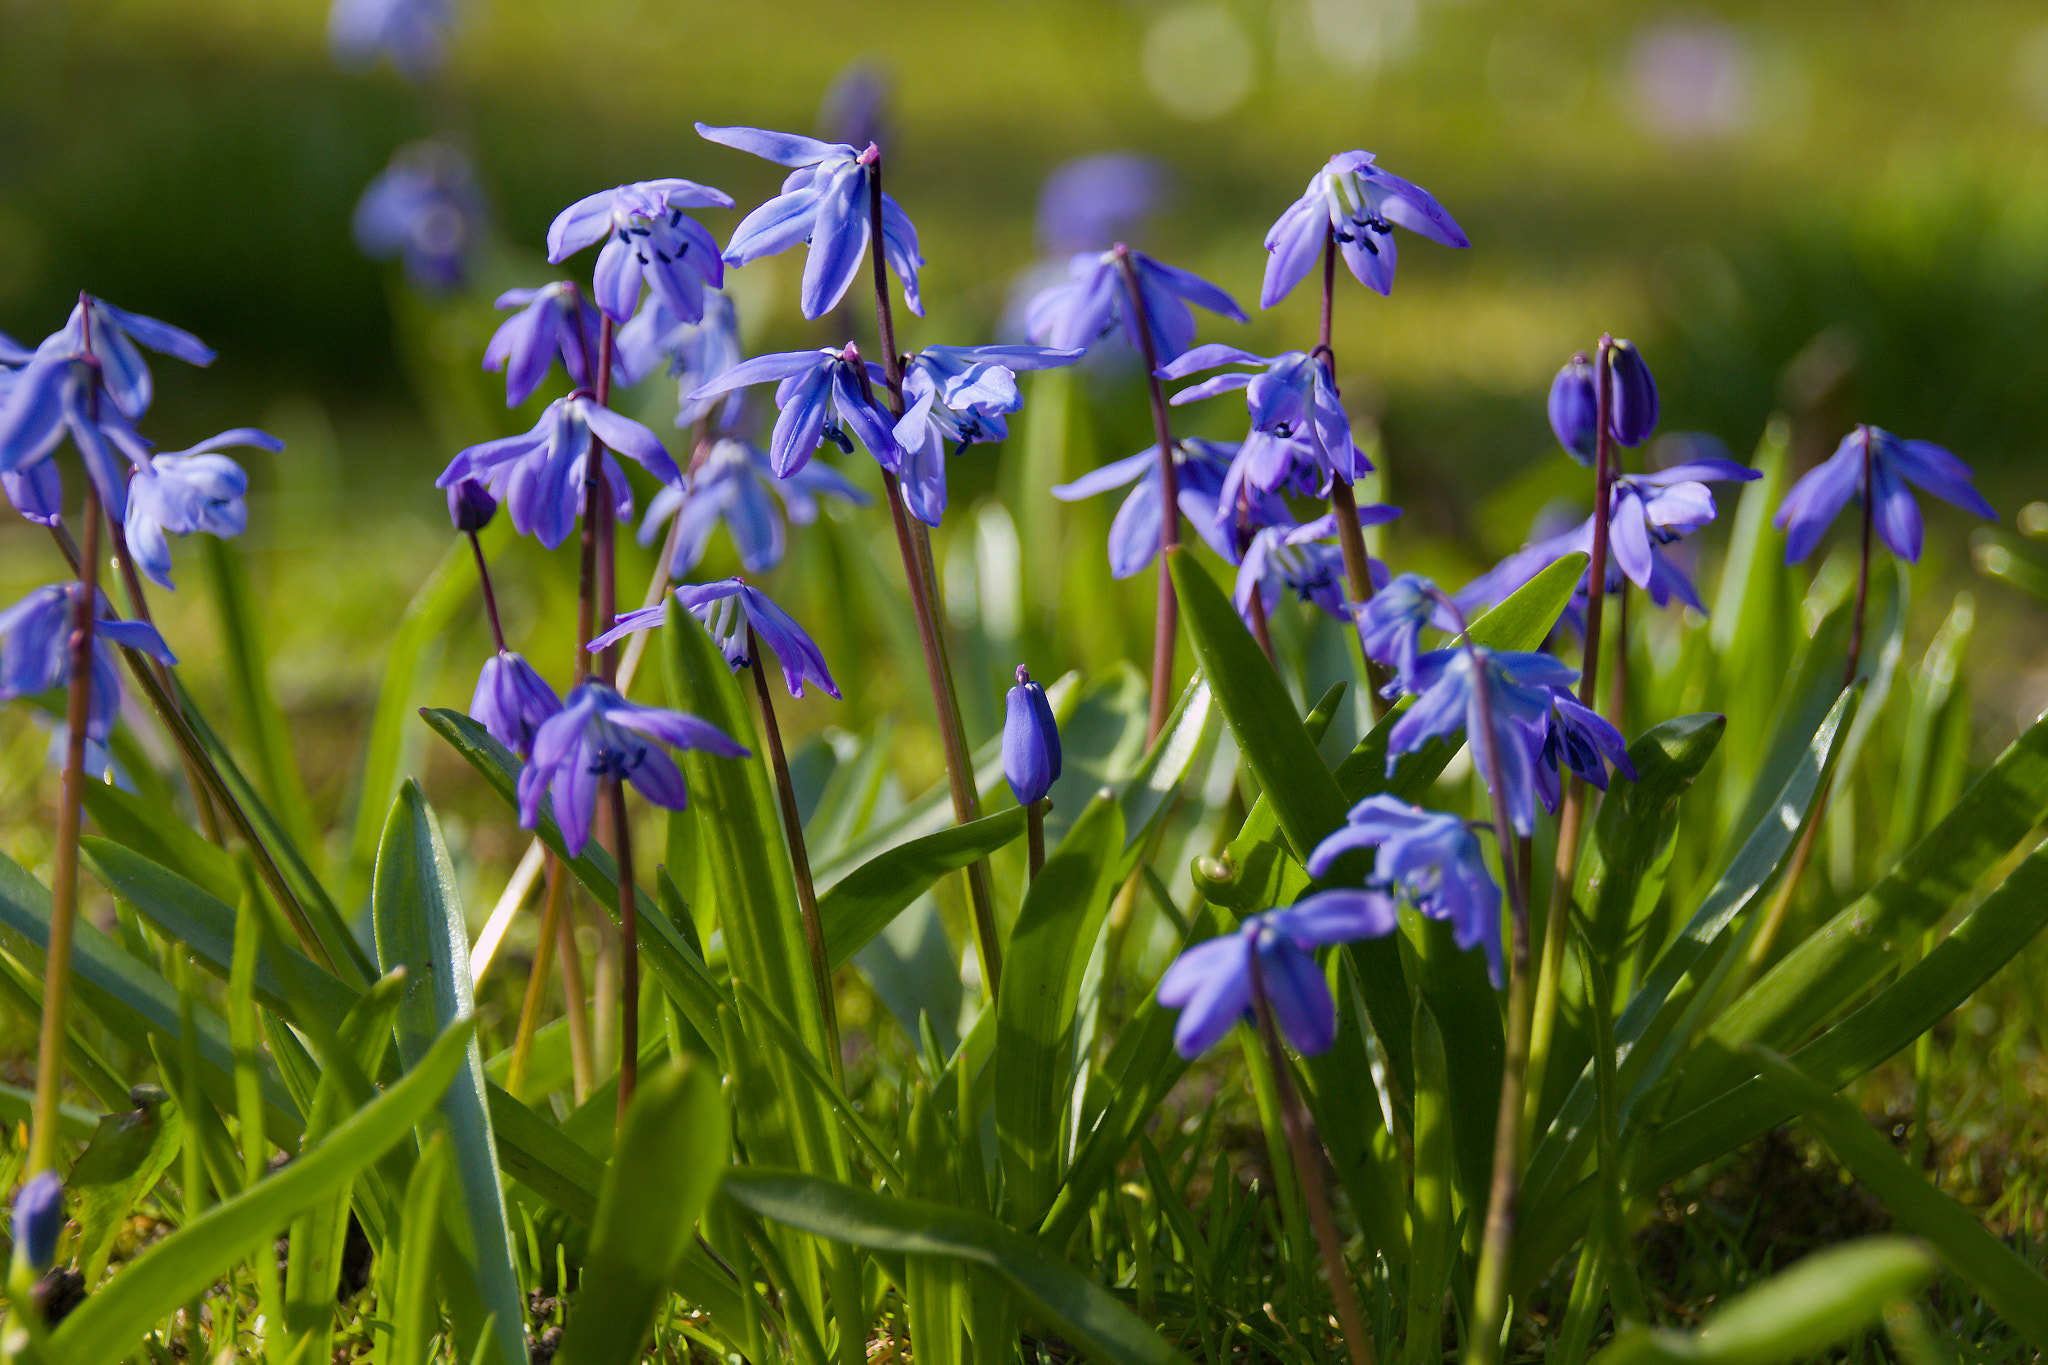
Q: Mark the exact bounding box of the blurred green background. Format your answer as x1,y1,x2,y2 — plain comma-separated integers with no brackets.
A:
2,0,2046,869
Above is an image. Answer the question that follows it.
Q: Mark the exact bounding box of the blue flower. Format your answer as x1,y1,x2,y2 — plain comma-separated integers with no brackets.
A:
893,344,1083,525
595,577,838,700
1547,353,1599,462
1051,438,1268,578
816,59,894,152
613,290,745,430
447,476,497,532
638,436,866,577
484,282,599,409
1537,692,1635,813
1003,665,1061,806
1024,245,1245,363
1036,153,1169,253
12,1170,63,1273
1261,150,1469,308
0,358,153,521
1387,646,1575,836
1546,341,1660,463
548,179,735,326
1357,572,1456,685
519,681,748,856
697,124,925,321
1159,344,1367,490
436,395,678,550
1306,794,1503,985
685,344,899,478
1235,513,1388,628
1775,424,1996,565
1606,341,1659,448
1156,892,1399,1057
471,651,561,759
0,585,176,742
352,141,486,291
124,428,283,589
328,0,450,78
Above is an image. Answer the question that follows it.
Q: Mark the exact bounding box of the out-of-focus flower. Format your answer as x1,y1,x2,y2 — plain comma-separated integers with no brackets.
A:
1234,512,1390,628
0,585,176,742
613,291,745,430
1307,794,1504,985
1024,245,1245,363
698,124,924,321
638,436,865,577
1051,438,1269,577
483,282,598,408
329,0,452,80
686,344,898,478
1156,893,1398,1057
435,395,677,550
817,59,893,153
1357,571,1455,685
125,428,283,590
1776,424,1996,564
1036,153,1169,253
1002,665,1061,806
353,141,487,291
518,681,746,856
595,578,838,700
12,1171,63,1273
1260,150,1468,308
471,651,560,758
547,179,734,326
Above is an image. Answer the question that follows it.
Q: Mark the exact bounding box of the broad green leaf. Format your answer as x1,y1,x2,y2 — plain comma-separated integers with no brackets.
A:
1885,594,1974,858
1707,422,1802,822
997,790,1124,1231
387,1133,454,1365
374,781,527,1365
49,1016,475,1365
68,1087,183,1284
1403,1000,1455,1365
1108,673,1217,883
818,808,1026,970
1748,1046,2048,1351
80,781,240,907
1592,1236,1933,1365
557,1058,729,1365
725,1168,1184,1365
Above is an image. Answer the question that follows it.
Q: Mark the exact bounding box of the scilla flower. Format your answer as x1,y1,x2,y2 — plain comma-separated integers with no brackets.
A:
686,344,899,477
1024,245,1245,363
519,682,747,857
1386,646,1576,836
12,1170,63,1273
1260,150,1469,307
698,123,925,321
893,343,1082,525
483,282,598,408
435,395,678,550
1052,438,1271,578
1775,424,1996,564
125,428,283,590
1357,572,1455,685
594,578,838,700
1537,692,1636,813
547,179,735,326
19,296,214,422
1235,513,1390,628
1002,666,1061,806
613,291,744,430
638,436,866,577
1307,795,1503,985
352,140,486,291
447,477,497,532
1156,892,1398,1057
471,651,561,759
1159,344,1366,488
0,585,176,741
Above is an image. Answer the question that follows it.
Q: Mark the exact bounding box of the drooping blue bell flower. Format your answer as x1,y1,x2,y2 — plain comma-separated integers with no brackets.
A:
1002,665,1061,807
124,428,282,590
1234,512,1390,629
484,282,599,409
1051,438,1270,578
613,290,745,431
594,578,838,700
638,435,866,578
471,651,561,759
1307,794,1503,985
1160,344,1367,490
1260,150,1469,308
1024,244,1245,363
435,394,677,550
1775,424,1996,565
352,140,486,291
12,1170,63,1273
685,343,899,478
0,585,176,742
892,344,1082,526
1386,646,1576,837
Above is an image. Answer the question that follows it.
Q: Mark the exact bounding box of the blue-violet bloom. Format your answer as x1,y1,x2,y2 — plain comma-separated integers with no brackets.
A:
1306,794,1503,985
1037,154,1168,254
1160,344,1367,488
436,395,677,550
125,428,283,590
1387,646,1576,836
1053,438,1270,577
328,0,450,78
639,435,865,577
13,1170,63,1273
1261,150,1469,308
613,290,744,430
484,282,598,408
447,476,497,532
1024,245,1245,363
686,344,898,478
894,344,1083,525
1536,691,1636,814
352,140,485,290
471,651,561,759
698,124,925,321
0,585,176,741
1235,513,1390,628
547,179,734,326
1357,571,1456,685
1156,893,1399,1057
594,578,839,700
1775,424,1997,564
1003,665,1061,806
518,681,747,856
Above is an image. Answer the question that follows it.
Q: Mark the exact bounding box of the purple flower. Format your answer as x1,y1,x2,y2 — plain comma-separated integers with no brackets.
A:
697,124,924,321
1387,646,1576,836
685,344,898,478
1160,344,1367,491
435,395,677,550
1156,892,1399,1057
518,681,748,856
1548,353,1599,463
0,585,176,742
594,578,838,700
483,282,598,409
352,141,486,291
1024,245,1245,363
471,651,561,759
1235,513,1389,628
1357,571,1456,686
13,1170,63,1273
1606,341,1659,448
816,59,893,152
1003,665,1061,806
547,179,735,326
639,436,865,577
1036,154,1169,254
125,428,283,590
1306,794,1503,985
894,344,1083,525
328,0,450,78
0,359,153,522
1537,692,1635,813
613,291,744,430
1051,438,1266,577
447,477,497,532
1261,150,1469,308
1775,424,1997,565
1546,342,1660,463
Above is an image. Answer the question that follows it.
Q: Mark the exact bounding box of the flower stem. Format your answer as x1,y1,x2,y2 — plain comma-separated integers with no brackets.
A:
506,853,565,1103
749,633,843,1083
559,895,595,1105
616,422,705,697
468,529,508,654
1248,962,1376,1365
1026,800,1046,882
1248,587,1276,663
29,480,102,1178
1846,427,1874,689
1113,245,1184,745
1317,228,1391,719
609,777,638,1124
864,152,1004,997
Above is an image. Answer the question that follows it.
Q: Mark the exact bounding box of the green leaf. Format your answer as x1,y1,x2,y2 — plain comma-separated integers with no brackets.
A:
373,781,528,1365
49,1015,476,1365
1402,999,1455,1365
1583,714,1727,965
386,1133,454,1365
996,790,1125,1231
67,1087,184,1285
79,780,241,907
724,1168,1184,1365
1592,1236,1934,1365
557,1058,730,1365
818,808,1026,970
1746,1046,2048,1351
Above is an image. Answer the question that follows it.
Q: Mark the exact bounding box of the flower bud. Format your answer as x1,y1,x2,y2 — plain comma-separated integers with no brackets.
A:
1547,353,1598,465
1606,339,1659,447
1002,665,1061,807
13,1171,62,1273
447,477,498,533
